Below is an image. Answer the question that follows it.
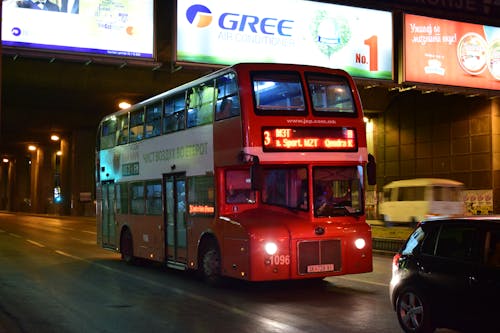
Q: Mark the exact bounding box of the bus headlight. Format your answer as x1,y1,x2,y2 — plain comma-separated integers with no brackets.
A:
354,238,366,250
264,242,278,255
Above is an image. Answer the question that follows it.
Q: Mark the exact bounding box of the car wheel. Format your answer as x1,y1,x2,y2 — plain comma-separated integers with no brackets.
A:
396,287,434,333
382,215,393,227
120,228,135,264
200,241,222,286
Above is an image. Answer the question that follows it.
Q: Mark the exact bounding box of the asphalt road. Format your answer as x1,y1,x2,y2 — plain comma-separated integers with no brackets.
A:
0,213,444,333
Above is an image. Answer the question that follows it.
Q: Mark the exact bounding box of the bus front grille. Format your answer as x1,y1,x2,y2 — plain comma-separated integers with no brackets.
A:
297,239,342,274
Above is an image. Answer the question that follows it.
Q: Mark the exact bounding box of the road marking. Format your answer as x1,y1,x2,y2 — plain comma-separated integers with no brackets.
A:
48,250,303,333
54,250,82,260
82,230,97,235
8,233,22,238
26,239,45,248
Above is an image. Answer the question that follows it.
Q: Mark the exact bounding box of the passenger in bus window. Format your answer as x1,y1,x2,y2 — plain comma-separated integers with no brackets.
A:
216,98,233,120
16,0,60,11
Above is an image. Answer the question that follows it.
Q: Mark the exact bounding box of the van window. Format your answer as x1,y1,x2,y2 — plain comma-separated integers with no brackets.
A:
398,186,425,201
383,188,392,201
434,186,462,201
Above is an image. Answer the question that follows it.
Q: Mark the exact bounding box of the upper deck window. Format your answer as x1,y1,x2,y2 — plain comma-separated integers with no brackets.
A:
163,93,186,134
100,118,117,149
216,72,240,120
307,73,356,116
145,102,162,138
252,72,306,114
130,109,145,142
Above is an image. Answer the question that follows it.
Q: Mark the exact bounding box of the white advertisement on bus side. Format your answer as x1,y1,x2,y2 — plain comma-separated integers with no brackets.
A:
99,126,214,182
176,0,393,80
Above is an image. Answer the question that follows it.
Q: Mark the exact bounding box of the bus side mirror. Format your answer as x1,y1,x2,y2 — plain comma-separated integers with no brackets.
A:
367,154,376,185
250,156,263,191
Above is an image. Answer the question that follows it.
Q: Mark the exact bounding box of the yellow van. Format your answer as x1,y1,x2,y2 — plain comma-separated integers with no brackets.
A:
380,178,465,226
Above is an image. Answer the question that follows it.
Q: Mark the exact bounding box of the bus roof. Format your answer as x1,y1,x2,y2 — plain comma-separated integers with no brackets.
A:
383,178,464,189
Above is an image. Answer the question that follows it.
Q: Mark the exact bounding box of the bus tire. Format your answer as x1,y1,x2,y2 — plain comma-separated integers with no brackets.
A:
120,228,135,264
199,240,222,286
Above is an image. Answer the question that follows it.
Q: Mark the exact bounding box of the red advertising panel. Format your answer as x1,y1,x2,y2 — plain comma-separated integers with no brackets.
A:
404,14,500,90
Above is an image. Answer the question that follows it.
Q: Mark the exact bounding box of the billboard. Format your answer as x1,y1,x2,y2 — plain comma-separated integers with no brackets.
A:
176,0,393,80
404,14,500,90
2,0,154,59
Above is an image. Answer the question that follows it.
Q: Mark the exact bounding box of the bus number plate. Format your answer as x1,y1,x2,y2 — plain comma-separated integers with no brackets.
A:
307,264,334,273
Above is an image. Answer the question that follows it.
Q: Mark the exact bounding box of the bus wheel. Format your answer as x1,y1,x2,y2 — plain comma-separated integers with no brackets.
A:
200,242,222,286
120,228,135,264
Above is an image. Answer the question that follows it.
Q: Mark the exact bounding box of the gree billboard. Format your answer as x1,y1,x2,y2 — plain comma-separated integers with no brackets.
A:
176,0,393,80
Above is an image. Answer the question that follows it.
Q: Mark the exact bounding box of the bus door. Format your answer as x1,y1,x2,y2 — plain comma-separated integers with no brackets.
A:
101,180,117,249
163,173,188,267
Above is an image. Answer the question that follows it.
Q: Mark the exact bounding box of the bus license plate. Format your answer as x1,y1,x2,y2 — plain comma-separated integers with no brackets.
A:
307,264,334,273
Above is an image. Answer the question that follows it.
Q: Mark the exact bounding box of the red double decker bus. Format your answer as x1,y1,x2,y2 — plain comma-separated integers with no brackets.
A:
96,63,373,283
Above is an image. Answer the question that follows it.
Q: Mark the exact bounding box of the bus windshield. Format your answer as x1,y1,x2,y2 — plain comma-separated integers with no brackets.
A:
313,166,363,217
262,167,308,211
307,73,356,115
252,72,306,113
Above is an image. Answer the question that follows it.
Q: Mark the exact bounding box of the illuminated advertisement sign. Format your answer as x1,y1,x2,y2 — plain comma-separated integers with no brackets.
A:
2,0,154,59
262,127,357,152
176,0,393,80
404,14,500,90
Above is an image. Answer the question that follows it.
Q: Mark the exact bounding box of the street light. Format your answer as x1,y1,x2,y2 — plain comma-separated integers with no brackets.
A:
118,101,131,109
28,145,37,151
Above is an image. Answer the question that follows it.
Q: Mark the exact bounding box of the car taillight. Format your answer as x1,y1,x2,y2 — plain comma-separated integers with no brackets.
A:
392,253,401,269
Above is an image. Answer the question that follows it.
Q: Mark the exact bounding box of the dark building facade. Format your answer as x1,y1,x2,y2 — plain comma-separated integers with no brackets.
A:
0,0,499,216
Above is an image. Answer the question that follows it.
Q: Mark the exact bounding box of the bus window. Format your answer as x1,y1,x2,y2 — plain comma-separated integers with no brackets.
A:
130,182,145,215
262,167,308,210
225,170,255,204
145,103,162,138
163,94,185,134
216,73,240,120
252,72,305,113
130,109,144,142
188,176,215,216
101,118,117,149
146,180,162,215
116,183,129,214
307,74,355,115
116,114,129,145
187,83,216,127
313,166,363,217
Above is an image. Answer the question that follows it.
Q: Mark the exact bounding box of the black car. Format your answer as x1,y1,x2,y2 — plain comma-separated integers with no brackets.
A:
389,216,499,333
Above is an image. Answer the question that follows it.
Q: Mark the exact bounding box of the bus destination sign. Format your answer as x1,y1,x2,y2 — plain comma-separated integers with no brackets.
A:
262,127,357,152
